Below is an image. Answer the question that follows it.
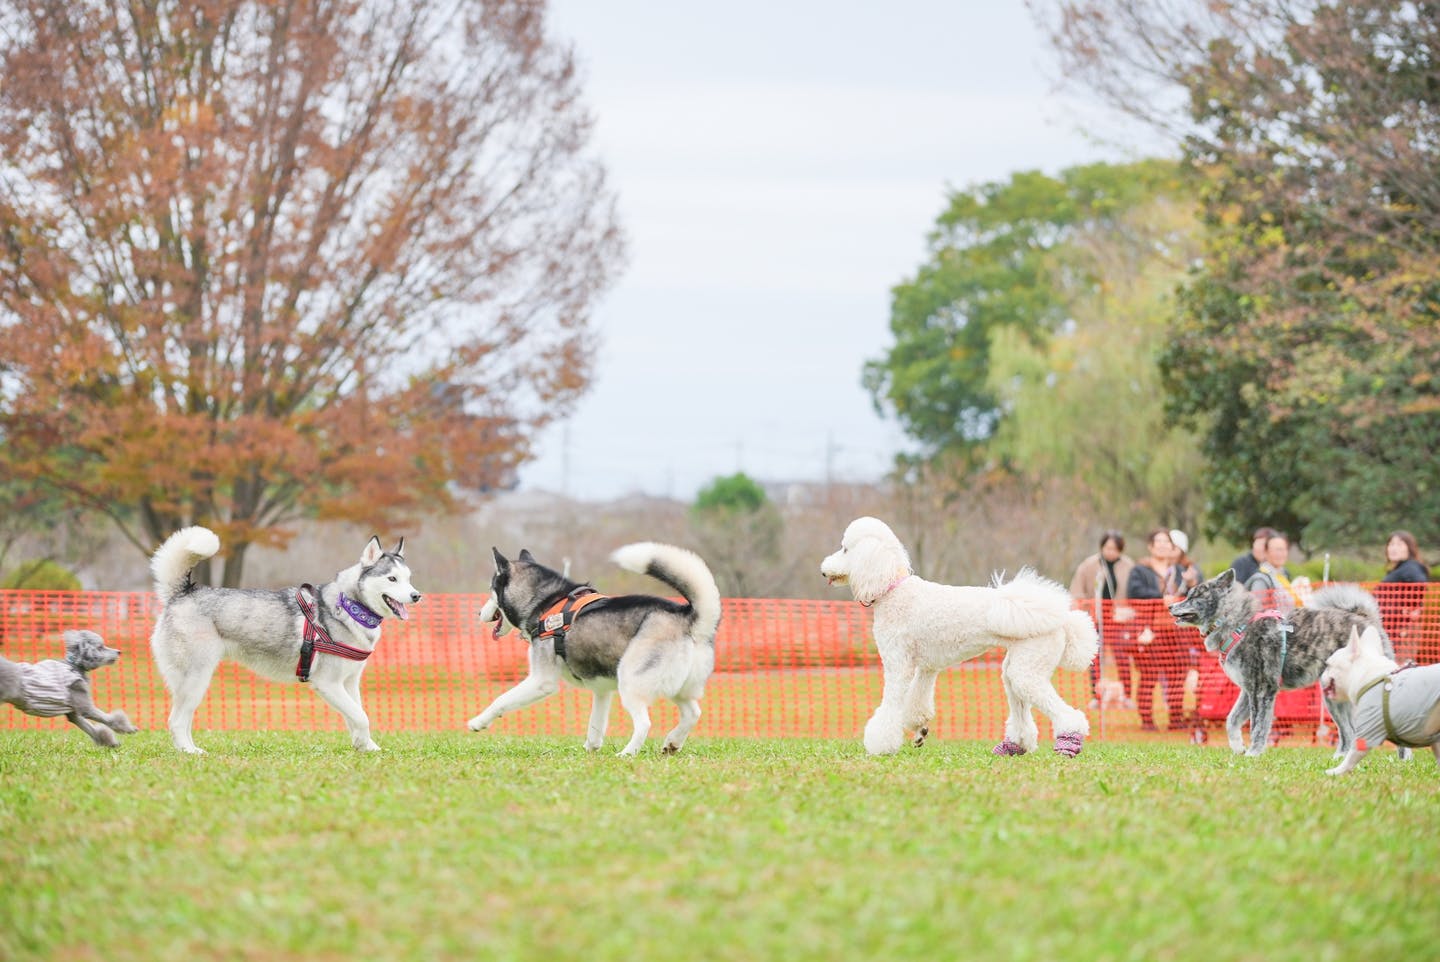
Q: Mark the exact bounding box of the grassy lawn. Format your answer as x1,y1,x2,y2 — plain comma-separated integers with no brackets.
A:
1,731,1436,962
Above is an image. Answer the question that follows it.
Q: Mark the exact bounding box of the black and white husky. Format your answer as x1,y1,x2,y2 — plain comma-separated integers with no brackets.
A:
149,526,422,754
467,543,721,756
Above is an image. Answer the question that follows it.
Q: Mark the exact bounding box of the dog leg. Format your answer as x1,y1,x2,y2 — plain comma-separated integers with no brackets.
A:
617,690,652,756
467,673,560,732
66,711,119,748
662,698,701,754
1325,697,1354,759
1225,690,1250,754
863,645,912,756
993,657,1037,756
1326,745,1369,776
71,687,138,736
310,678,379,751
584,689,614,751
902,668,939,747
164,650,221,755
1245,688,1278,756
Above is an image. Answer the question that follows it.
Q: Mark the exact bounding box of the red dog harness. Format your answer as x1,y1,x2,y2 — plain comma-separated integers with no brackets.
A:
536,587,609,660
295,583,374,682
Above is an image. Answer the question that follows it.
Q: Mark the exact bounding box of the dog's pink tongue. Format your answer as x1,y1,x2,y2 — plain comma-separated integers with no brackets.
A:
489,611,505,640
388,599,410,621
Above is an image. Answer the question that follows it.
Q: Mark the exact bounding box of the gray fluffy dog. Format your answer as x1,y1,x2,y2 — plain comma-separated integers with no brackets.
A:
0,630,137,747
1168,569,1396,757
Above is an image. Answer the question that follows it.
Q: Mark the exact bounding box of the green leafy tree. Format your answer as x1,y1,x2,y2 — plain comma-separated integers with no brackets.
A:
866,160,1189,463
985,191,1208,531
1040,0,1440,549
690,473,782,597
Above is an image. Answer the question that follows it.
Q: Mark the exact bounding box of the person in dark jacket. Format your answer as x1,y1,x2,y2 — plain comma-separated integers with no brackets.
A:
1229,526,1277,587
1378,530,1431,660
1382,530,1431,584
1126,528,1186,731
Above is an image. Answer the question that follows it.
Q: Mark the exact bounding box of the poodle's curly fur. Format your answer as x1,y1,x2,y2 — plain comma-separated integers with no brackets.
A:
821,517,1099,757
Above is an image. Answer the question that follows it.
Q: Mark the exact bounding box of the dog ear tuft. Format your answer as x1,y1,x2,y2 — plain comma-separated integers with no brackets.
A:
392,537,406,558
518,548,535,563
492,547,509,570
362,536,384,566
1217,568,1235,589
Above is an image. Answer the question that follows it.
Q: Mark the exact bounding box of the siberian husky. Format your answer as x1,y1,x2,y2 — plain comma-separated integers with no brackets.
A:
467,543,721,756
149,526,422,754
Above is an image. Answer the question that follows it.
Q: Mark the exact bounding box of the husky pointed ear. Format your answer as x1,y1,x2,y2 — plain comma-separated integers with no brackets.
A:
492,546,510,570
518,548,536,563
1358,626,1383,656
361,536,384,566
1216,568,1235,589
391,537,406,558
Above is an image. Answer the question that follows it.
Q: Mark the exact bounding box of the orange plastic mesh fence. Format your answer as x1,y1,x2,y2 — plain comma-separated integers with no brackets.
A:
2,586,1436,745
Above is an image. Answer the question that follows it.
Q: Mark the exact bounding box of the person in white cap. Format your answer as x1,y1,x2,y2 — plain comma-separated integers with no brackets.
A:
1167,528,1203,595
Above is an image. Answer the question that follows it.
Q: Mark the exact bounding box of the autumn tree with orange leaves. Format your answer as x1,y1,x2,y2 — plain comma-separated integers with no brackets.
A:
0,0,623,585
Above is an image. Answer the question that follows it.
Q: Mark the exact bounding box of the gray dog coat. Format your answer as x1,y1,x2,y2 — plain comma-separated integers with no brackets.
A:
1352,663,1440,748
8,660,86,717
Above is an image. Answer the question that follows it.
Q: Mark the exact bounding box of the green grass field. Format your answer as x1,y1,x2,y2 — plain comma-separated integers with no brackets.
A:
2,731,1436,962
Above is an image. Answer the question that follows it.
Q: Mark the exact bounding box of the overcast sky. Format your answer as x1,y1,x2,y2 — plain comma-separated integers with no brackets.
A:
518,1,1161,502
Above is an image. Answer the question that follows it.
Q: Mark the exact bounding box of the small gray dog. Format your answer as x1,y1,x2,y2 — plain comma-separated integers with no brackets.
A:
0,630,137,747
1168,568,1397,756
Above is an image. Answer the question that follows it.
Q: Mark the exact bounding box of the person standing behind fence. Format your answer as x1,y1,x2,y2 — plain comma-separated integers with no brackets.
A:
1377,530,1431,660
1168,528,1203,593
1127,528,1187,731
1229,526,1277,587
1245,532,1302,610
1069,531,1135,708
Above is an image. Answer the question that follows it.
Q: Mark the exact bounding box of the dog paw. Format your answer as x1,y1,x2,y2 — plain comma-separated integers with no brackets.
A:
467,716,490,732
109,712,138,734
911,726,929,748
584,741,603,752
661,742,681,755
1325,766,1345,776
93,728,120,749
616,747,640,758
1053,731,1084,758
991,739,1027,757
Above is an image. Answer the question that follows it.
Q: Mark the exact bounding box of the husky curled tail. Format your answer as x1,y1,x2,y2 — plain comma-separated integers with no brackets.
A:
151,526,221,605
611,541,723,643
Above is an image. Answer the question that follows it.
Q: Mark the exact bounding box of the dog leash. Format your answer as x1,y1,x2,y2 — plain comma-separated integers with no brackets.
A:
295,584,374,682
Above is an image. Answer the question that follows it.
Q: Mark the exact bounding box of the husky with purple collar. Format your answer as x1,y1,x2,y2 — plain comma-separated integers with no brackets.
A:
148,526,422,754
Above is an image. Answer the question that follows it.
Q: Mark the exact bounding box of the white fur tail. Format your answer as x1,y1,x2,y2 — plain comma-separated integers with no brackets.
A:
611,542,722,642
985,568,1070,639
1060,609,1101,673
150,526,220,606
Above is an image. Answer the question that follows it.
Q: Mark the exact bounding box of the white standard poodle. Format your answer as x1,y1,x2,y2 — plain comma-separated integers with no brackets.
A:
821,517,1099,758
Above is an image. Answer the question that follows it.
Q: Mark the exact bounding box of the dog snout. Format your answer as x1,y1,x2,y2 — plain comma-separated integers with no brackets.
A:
410,591,422,603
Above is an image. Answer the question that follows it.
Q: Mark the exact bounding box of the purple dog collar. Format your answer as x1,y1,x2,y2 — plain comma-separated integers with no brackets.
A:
339,593,383,629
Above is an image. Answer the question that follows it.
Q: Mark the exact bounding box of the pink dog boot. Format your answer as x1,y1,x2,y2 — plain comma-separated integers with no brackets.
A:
992,739,1027,756
1053,731,1084,758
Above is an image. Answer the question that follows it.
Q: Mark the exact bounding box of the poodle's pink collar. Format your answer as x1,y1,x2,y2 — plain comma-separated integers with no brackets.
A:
860,575,910,607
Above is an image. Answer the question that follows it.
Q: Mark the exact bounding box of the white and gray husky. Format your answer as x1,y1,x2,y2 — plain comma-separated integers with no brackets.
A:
467,543,721,756
149,526,422,754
